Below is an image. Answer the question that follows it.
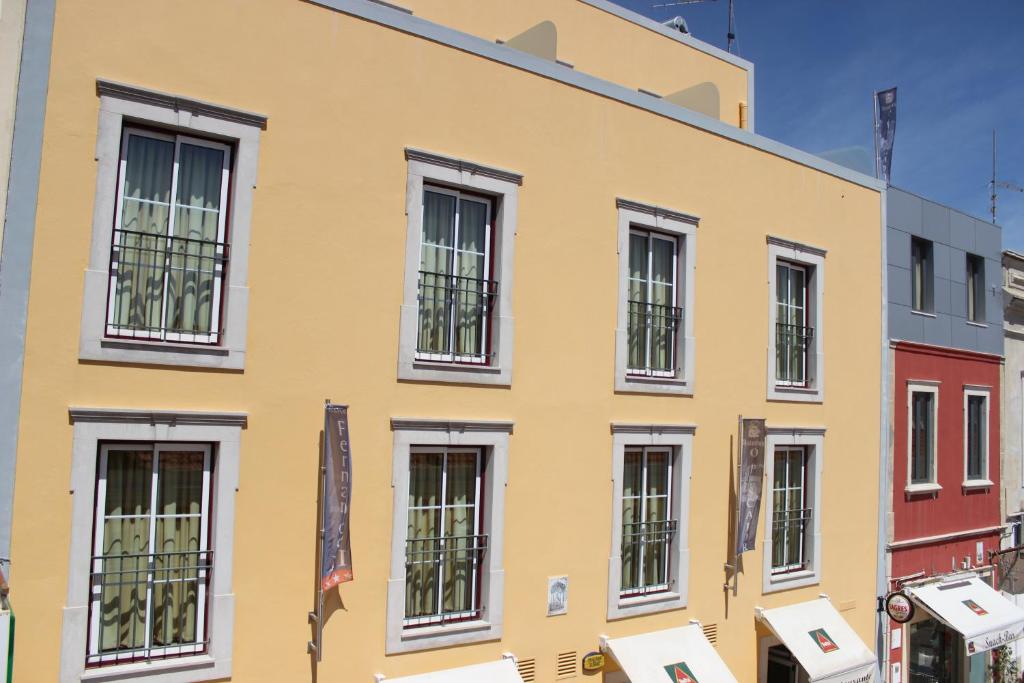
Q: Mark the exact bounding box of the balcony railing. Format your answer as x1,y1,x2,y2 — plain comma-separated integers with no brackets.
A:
775,322,814,386
404,533,488,627
107,227,228,342
416,271,498,364
771,507,812,573
87,549,212,666
620,519,678,595
626,301,683,376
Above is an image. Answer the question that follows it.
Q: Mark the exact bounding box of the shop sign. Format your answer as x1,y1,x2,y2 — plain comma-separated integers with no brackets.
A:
963,599,988,616
966,624,1024,655
808,628,839,653
581,652,604,673
885,592,915,623
663,661,698,683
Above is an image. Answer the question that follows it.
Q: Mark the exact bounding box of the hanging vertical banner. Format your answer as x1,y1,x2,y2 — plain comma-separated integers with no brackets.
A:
735,417,766,556
321,404,353,589
874,87,897,184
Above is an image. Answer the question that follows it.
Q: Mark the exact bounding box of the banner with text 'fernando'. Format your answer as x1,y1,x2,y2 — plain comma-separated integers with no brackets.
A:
321,404,353,590
736,418,766,556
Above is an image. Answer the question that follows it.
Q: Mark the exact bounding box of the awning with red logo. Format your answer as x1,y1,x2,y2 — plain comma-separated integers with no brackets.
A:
382,659,524,683
757,598,878,683
906,574,1024,655
603,624,739,683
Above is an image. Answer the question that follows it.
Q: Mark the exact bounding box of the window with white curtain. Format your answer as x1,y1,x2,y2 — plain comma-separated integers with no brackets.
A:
620,446,677,596
404,447,486,628
627,231,681,377
775,261,811,387
416,188,495,364
106,128,231,344
87,443,212,667
770,446,809,574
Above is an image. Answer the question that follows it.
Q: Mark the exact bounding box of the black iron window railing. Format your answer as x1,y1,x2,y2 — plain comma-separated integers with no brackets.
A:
108,227,228,343
771,507,812,573
627,301,683,376
620,519,677,596
87,549,213,666
404,533,488,627
775,322,814,386
416,271,498,364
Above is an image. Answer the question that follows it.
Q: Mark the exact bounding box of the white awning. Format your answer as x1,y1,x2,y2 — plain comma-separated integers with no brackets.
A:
604,624,739,683
384,659,523,683
906,574,1024,655
757,598,877,683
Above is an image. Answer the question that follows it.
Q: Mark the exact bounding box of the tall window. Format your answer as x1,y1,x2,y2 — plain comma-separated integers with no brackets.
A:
620,446,677,596
404,447,486,627
775,261,812,386
771,447,810,574
627,230,681,377
966,393,988,481
910,390,936,485
966,253,985,322
911,237,934,313
88,444,212,666
416,188,495,365
107,129,231,344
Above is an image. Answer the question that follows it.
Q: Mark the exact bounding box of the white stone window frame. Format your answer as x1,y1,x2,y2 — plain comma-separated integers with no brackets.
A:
614,199,698,395
906,381,941,494
606,423,694,620
398,149,521,386
962,385,993,488
59,408,246,683
766,236,825,403
386,418,512,654
762,427,824,594
79,80,266,370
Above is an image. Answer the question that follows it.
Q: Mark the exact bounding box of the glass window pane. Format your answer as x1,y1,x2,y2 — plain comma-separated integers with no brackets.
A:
645,452,669,498
445,453,477,507
623,451,641,499
651,238,674,287
422,191,455,250
409,452,442,510
629,233,648,286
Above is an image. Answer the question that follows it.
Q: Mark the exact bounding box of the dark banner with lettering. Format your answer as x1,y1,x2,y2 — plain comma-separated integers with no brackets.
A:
321,404,353,590
874,87,897,184
736,418,766,556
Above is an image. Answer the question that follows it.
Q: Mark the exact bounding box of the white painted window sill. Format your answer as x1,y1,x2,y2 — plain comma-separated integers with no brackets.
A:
768,384,823,403
905,483,942,494
618,374,692,396
764,568,820,593
401,619,492,642
910,310,937,318
962,479,994,489
966,321,988,328
618,591,680,609
80,655,216,681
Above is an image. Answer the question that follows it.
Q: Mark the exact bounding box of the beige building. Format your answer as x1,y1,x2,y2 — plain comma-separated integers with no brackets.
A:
4,1,886,682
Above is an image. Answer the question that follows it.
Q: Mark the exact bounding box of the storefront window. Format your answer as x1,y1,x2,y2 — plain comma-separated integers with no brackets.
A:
910,619,960,683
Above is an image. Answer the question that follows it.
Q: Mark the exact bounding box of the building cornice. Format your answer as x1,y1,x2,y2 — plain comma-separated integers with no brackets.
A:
610,423,697,435
390,418,515,433
766,235,827,258
405,148,523,186
68,407,248,427
96,79,268,130
616,198,699,225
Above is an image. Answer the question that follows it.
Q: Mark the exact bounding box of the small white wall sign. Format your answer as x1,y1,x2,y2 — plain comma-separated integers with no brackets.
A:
547,575,568,616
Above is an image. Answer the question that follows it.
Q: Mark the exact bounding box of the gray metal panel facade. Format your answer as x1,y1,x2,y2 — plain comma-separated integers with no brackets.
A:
886,187,1002,355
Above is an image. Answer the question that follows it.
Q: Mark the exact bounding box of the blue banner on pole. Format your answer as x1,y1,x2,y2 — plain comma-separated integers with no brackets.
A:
875,87,897,184
321,404,353,590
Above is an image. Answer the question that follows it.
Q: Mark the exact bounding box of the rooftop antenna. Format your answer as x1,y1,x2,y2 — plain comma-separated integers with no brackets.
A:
652,0,737,54
991,129,1024,224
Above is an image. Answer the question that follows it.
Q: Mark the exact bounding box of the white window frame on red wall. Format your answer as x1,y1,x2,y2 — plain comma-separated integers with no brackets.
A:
905,381,940,494
962,385,992,488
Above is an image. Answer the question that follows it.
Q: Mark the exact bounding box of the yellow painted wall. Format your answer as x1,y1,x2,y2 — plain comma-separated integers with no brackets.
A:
399,0,751,128
11,1,880,682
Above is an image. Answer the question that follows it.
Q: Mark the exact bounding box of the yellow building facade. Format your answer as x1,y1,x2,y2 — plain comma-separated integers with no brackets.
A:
5,1,886,682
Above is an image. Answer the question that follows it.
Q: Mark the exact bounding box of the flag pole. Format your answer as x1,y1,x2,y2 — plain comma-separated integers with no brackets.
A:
308,399,329,662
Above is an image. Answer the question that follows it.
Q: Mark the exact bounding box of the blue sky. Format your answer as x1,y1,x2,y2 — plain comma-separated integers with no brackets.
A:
613,0,1024,250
